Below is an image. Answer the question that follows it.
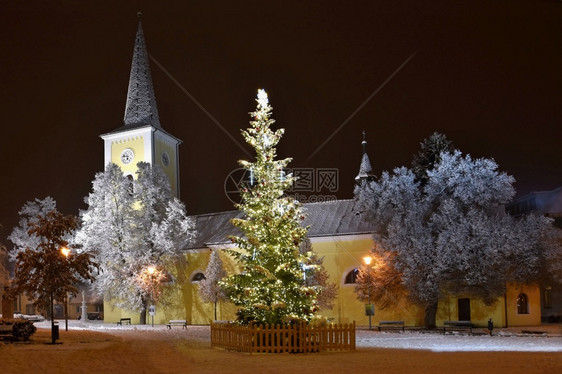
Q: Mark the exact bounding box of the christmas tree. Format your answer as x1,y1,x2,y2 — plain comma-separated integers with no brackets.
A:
221,89,319,325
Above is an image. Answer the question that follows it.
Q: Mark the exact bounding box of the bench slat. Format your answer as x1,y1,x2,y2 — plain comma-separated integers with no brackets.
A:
443,321,473,334
377,320,405,332
167,320,187,329
0,325,14,342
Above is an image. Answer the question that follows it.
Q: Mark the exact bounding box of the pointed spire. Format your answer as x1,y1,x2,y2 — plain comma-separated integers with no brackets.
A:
355,131,376,185
123,13,161,128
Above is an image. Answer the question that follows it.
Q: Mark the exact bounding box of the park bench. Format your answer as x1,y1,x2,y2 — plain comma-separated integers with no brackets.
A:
443,320,472,334
0,325,14,342
167,320,187,329
377,320,405,332
117,318,131,326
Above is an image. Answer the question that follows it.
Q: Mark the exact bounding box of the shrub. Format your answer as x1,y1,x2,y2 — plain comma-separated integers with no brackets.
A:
0,318,37,341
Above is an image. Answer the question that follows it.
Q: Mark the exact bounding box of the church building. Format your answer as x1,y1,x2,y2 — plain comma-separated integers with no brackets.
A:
100,17,543,329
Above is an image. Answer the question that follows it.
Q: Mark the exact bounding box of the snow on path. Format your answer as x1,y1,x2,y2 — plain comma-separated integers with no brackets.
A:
35,320,562,352
355,330,562,352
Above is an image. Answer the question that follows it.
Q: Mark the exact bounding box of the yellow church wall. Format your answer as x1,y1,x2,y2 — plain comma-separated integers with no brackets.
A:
103,300,144,324
506,283,541,326
178,249,238,324
310,235,424,327
311,236,541,329
154,136,178,195
101,236,543,328
436,294,504,328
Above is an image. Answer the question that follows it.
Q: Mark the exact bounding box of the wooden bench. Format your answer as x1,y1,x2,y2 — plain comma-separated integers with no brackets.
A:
167,320,187,329
377,320,405,332
0,325,14,342
443,320,472,333
117,318,131,326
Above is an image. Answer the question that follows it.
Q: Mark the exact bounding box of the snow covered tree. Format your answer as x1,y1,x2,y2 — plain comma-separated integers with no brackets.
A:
354,137,557,328
76,162,195,323
10,211,96,343
543,226,562,285
220,89,319,325
8,197,60,261
0,237,9,289
299,237,337,310
75,163,136,311
199,250,228,320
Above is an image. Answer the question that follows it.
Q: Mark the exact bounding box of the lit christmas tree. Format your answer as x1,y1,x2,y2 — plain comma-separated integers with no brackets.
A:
221,89,319,325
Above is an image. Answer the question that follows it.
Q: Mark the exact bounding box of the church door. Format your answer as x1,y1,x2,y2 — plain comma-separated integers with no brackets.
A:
458,298,471,321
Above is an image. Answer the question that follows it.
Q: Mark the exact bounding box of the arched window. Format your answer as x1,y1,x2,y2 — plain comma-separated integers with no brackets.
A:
344,269,359,284
191,272,206,283
517,293,529,314
126,174,134,195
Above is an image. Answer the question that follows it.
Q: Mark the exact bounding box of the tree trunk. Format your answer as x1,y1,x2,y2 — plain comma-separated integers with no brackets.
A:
214,301,217,321
424,301,438,329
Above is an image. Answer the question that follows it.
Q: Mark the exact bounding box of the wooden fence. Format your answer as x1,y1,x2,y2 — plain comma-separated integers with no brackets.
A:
211,321,355,353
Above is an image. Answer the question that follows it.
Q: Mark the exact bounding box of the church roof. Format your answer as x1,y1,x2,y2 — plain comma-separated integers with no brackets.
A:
506,186,562,217
123,18,161,129
355,135,376,183
356,152,374,181
186,199,374,250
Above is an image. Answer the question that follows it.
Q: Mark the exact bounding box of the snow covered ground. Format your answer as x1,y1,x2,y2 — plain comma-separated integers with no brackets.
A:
33,320,562,352
356,329,562,352
3,321,562,374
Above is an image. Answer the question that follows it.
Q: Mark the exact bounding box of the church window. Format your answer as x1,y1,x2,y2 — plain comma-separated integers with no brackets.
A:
517,293,529,314
126,174,134,195
191,272,206,283
161,152,170,167
344,269,359,284
544,288,552,309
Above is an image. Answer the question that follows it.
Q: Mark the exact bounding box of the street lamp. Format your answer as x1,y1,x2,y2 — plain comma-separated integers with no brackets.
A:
363,256,374,330
147,266,156,327
61,247,70,332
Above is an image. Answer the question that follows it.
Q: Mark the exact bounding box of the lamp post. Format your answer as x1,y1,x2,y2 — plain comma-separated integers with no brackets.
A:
147,266,156,327
363,256,373,330
61,246,71,332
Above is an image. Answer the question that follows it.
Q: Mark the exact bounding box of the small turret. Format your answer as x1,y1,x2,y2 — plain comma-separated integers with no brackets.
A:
354,131,376,185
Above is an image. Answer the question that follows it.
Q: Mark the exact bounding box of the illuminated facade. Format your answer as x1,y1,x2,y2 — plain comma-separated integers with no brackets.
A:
101,19,544,329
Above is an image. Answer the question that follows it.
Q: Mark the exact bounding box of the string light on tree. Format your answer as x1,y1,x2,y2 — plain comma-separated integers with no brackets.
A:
220,89,319,325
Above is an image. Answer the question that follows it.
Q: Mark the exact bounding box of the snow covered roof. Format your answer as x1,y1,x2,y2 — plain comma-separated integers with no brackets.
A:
355,152,375,181
355,137,376,184
123,19,161,129
506,186,562,217
186,199,374,250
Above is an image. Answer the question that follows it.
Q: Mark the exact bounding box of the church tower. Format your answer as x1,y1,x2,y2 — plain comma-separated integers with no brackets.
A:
355,131,376,185
100,14,182,196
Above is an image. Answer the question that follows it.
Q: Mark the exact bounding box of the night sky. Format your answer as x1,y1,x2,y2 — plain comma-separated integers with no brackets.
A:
1,1,561,238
